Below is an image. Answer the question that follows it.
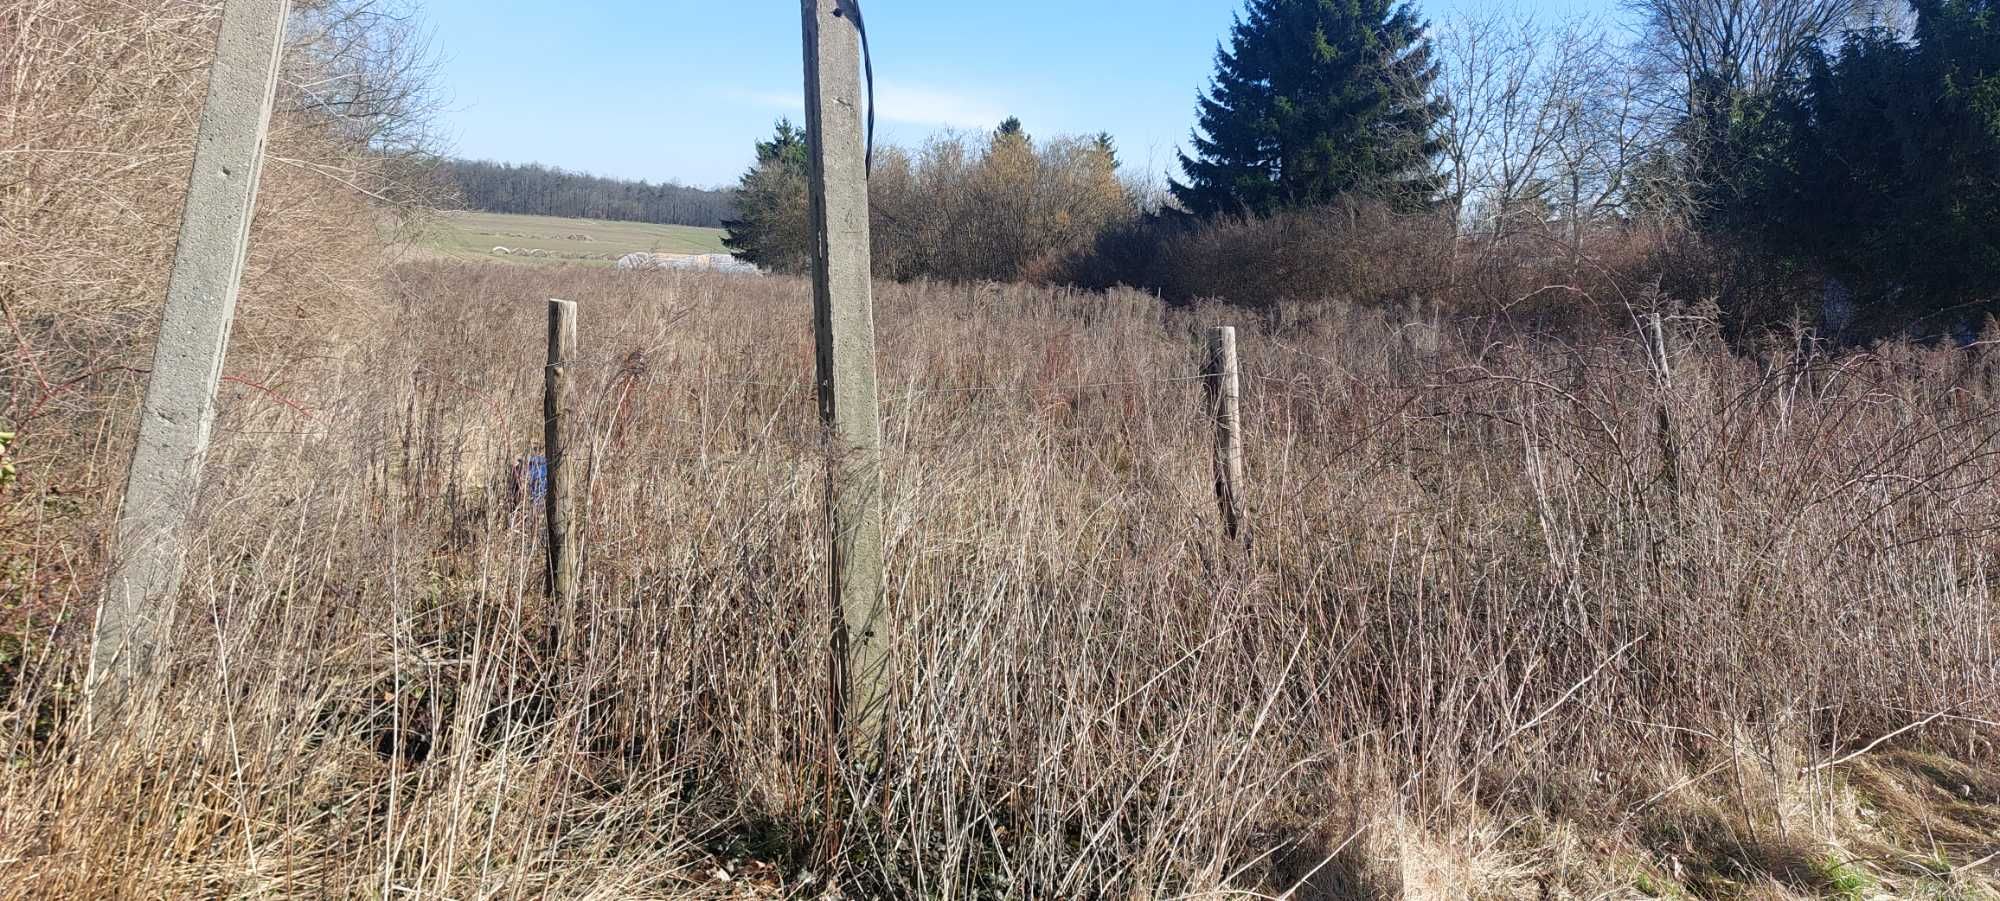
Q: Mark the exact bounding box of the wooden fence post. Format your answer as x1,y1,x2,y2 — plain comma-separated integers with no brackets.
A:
545,299,579,645
802,0,889,746
1206,326,1248,544
89,0,291,710
1648,311,1680,498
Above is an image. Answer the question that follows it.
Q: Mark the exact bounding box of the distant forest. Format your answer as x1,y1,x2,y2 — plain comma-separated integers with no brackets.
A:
443,159,737,228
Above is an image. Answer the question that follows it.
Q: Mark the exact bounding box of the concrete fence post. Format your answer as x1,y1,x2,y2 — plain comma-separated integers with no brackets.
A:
1206,326,1248,545
89,0,292,712
802,0,889,750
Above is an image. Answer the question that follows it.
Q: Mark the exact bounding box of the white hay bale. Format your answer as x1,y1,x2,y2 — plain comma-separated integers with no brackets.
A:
704,254,762,275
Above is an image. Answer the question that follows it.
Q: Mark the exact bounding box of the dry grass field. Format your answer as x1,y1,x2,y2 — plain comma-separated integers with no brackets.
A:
5,4,1998,896
422,211,729,265
4,259,1997,898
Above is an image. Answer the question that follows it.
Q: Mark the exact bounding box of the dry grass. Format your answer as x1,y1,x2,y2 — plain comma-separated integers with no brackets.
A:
1,0,390,365
3,5,1997,896
2,258,1995,897
1,0,410,632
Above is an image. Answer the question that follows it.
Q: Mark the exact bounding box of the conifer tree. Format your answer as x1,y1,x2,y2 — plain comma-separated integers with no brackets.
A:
1173,0,1446,218
1732,0,1999,331
722,120,813,273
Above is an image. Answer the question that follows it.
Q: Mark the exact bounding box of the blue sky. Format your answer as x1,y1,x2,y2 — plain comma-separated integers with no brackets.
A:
423,0,1619,189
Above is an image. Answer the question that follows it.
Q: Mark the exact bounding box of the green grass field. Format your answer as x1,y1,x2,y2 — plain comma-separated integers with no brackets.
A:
421,210,728,265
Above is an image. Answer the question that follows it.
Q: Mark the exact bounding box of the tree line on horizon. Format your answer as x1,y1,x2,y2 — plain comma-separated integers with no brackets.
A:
724,0,1998,343
442,159,736,228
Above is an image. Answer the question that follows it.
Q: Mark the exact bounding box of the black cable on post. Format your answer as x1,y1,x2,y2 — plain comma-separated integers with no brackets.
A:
832,0,875,176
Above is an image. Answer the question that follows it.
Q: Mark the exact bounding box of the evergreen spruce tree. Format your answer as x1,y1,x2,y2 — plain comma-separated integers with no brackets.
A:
1732,0,1999,332
722,120,813,274
1172,0,1446,218
1093,132,1120,166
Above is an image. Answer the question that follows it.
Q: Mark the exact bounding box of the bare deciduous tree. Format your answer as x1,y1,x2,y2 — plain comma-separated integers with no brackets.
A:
868,129,1132,283
278,0,450,211
1434,12,1669,244
285,0,444,156
1625,0,1871,106
1618,0,1874,223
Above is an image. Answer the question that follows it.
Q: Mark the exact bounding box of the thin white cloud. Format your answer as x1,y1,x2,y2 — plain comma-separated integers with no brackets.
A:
735,82,1009,131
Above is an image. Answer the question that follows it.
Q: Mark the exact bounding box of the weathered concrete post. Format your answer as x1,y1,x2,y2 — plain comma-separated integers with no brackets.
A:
545,299,580,644
802,0,889,745
89,0,291,707
1206,326,1248,544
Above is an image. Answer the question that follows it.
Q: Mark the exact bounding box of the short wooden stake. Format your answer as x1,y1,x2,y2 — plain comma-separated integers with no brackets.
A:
802,0,890,747
1206,326,1248,544
545,299,580,643
90,0,291,709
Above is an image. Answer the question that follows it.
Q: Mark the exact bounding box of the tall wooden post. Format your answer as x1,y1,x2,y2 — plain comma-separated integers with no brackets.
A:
802,0,889,744
1206,326,1247,544
544,299,580,643
1649,312,1680,498
90,0,291,707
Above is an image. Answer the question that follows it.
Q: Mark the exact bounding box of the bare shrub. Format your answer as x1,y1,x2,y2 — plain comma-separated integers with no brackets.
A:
733,126,1136,283
870,130,1132,283
1063,200,1457,316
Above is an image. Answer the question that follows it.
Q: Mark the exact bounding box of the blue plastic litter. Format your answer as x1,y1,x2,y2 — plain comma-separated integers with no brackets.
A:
525,456,548,502
512,455,549,505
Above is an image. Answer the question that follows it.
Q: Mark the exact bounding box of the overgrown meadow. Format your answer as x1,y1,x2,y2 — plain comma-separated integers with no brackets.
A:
4,262,1996,898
